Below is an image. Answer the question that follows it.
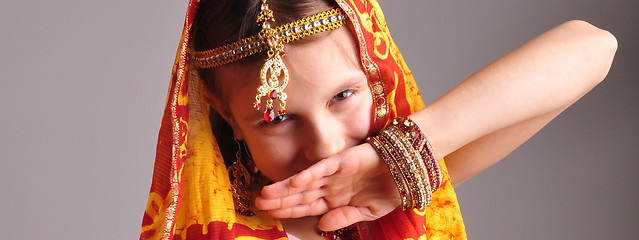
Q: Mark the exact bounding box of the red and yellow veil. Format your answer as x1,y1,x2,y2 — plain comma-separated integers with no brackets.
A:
140,0,467,239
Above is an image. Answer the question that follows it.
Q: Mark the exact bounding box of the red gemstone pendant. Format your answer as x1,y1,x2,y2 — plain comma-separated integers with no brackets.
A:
264,108,275,122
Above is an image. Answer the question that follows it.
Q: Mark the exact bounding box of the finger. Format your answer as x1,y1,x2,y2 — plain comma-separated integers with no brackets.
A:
267,198,330,219
290,156,341,188
255,188,326,210
261,175,329,200
306,176,329,189
261,178,303,199
318,206,371,232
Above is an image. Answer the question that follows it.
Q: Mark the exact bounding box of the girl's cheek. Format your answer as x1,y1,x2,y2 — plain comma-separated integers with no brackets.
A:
252,142,297,181
352,94,373,138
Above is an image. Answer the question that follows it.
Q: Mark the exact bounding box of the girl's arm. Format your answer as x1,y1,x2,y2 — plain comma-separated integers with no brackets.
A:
411,20,617,186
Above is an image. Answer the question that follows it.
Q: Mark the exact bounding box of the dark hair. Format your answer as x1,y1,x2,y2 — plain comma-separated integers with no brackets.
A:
190,0,337,166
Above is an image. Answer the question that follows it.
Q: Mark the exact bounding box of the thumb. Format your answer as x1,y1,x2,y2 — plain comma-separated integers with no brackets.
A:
318,206,369,231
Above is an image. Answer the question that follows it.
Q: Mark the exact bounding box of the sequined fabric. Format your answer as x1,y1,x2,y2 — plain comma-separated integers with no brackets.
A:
140,0,467,239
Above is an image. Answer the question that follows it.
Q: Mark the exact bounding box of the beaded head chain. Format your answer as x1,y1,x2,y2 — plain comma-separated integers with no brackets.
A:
191,1,347,122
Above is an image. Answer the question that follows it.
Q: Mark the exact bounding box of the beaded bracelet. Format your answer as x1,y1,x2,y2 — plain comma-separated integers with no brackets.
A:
378,129,421,209
367,135,411,209
423,140,442,190
366,117,443,210
392,117,442,190
382,127,430,209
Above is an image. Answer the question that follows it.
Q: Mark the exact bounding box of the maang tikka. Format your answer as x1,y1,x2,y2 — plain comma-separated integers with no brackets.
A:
254,0,288,123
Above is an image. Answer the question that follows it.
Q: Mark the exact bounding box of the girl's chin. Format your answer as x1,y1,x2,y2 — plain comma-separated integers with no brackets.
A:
260,164,308,182
262,172,293,183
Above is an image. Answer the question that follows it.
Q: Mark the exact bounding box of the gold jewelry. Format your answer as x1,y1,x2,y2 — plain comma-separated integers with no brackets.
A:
367,135,411,209
228,140,255,216
254,0,287,122
393,117,442,190
382,127,430,209
394,127,433,208
367,117,442,210
190,8,346,68
191,6,347,122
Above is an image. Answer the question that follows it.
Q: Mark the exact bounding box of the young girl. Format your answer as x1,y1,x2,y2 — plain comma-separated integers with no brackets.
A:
140,0,616,239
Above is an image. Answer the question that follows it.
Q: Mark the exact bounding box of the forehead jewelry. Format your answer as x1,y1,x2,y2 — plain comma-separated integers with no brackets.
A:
191,4,347,123
255,0,286,123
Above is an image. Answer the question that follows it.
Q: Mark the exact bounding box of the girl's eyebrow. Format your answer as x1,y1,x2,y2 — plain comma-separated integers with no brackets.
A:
329,71,367,96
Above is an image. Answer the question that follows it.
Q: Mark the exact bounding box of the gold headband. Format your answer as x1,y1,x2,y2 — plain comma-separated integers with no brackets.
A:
191,8,346,68
191,4,347,122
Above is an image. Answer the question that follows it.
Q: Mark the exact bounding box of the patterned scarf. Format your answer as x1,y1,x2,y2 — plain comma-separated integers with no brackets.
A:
140,0,467,239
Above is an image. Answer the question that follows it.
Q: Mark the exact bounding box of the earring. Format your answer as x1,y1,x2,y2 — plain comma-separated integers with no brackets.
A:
228,140,255,216
239,139,259,174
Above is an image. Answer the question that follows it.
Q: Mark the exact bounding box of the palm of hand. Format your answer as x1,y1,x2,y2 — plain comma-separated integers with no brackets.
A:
255,143,401,231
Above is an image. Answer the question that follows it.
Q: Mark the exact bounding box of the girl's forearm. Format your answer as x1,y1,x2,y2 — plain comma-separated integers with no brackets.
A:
409,20,617,184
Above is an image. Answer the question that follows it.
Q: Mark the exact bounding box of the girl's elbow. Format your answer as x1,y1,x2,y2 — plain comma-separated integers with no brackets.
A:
565,20,618,82
593,25,618,83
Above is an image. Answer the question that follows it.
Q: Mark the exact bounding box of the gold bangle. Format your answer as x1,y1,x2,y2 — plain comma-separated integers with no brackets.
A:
383,127,431,208
391,117,442,192
367,117,444,210
366,136,411,210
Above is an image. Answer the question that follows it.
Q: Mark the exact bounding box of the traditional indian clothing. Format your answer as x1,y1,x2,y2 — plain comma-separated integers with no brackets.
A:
140,0,467,239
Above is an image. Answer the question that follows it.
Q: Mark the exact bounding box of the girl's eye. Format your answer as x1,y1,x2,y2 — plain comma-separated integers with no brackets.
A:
330,89,354,104
259,114,289,127
271,114,288,124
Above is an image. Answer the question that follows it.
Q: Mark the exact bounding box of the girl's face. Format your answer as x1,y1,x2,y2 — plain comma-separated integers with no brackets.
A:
215,26,373,181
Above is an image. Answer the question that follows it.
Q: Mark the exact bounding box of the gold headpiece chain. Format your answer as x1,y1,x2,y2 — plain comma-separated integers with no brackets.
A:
191,4,347,122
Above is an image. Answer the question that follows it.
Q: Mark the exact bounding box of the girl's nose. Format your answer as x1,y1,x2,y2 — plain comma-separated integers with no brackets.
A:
301,116,346,162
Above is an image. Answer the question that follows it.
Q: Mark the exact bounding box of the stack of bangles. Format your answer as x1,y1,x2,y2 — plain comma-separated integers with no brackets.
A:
366,117,443,210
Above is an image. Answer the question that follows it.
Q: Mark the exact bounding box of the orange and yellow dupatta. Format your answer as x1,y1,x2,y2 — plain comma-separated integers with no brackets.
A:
140,0,467,239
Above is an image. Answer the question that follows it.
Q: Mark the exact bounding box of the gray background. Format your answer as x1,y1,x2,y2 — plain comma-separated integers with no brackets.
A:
0,0,636,239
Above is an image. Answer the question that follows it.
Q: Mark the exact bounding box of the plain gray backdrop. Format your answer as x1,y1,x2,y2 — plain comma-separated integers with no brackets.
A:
0,0,636,239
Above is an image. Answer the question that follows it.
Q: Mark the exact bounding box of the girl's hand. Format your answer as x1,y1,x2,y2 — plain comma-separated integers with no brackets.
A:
254,143,400,231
